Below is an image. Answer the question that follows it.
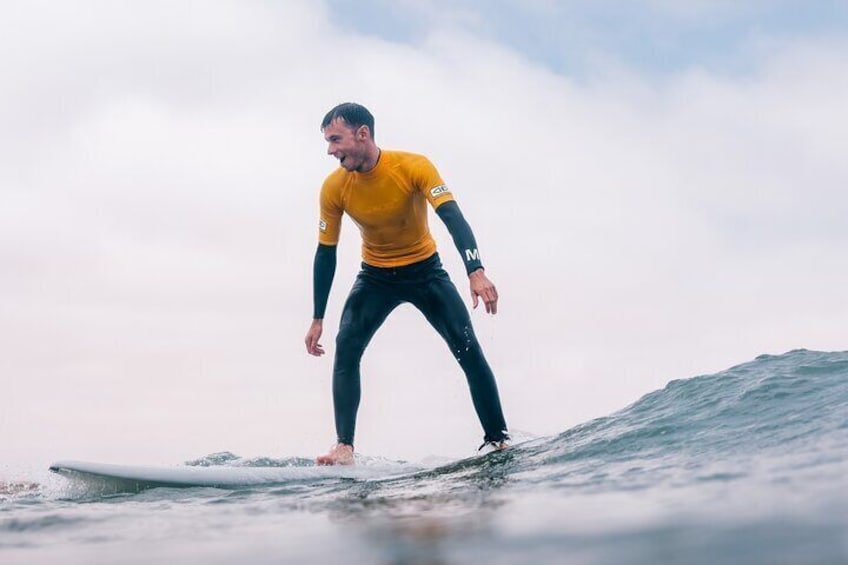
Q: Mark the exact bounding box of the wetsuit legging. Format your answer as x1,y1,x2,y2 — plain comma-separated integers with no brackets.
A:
333,253,508,446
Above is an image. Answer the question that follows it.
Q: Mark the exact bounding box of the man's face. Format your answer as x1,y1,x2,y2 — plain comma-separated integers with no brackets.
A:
324,118,369,172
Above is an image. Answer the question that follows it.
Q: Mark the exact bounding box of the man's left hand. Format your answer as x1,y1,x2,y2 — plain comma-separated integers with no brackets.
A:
469,269,498,314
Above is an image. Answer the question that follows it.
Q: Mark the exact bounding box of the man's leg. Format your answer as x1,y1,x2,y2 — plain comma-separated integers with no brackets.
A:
323,272,400,461
410,270,509,444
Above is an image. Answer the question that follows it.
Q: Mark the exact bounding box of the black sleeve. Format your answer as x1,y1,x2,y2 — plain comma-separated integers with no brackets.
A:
312,243,337,319
435,200,484,274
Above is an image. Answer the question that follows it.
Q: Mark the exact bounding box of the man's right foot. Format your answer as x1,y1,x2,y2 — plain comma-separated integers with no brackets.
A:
316,443,355,466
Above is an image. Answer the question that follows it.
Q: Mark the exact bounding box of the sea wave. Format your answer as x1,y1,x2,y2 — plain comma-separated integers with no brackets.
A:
6,349,847,564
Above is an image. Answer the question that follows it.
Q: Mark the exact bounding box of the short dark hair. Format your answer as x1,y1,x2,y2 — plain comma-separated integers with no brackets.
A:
321,102,375,139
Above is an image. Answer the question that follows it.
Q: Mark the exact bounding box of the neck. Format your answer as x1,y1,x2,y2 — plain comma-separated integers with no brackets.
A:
358,146,381,173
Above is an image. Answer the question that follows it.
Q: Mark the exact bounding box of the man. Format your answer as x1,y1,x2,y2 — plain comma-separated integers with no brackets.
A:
305,102,509,465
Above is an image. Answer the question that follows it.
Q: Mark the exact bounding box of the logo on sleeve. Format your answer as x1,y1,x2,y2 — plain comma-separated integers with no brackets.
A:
430,184,450,198
465,248,480,262
319,219,327,233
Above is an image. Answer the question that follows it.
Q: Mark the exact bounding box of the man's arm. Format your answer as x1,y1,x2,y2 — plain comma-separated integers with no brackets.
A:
435,200,482,274
435,201,499,314
305,243,337,355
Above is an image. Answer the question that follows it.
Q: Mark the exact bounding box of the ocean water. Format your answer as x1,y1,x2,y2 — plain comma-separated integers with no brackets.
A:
2,349,847,564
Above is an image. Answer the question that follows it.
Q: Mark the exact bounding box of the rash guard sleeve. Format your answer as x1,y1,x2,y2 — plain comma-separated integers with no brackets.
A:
313,243,337,319
435,200,484,275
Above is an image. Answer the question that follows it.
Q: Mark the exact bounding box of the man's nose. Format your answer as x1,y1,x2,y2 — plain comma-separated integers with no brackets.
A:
327,144,334,155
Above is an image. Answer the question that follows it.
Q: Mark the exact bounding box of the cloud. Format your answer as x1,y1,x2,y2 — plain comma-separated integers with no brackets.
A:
327,0,848,77
2,1,846,467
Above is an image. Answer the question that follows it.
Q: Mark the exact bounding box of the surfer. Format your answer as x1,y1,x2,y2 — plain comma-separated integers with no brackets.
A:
305,103,509,465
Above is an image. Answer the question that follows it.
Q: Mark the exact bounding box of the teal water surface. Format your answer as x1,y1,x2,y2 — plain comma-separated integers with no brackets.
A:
2,349,847,564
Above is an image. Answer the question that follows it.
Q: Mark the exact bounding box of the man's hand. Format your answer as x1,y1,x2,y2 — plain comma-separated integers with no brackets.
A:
469,269,498,314
305,319,325,356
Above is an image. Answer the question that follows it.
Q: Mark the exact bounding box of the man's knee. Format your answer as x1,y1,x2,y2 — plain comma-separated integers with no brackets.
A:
336,324,369,359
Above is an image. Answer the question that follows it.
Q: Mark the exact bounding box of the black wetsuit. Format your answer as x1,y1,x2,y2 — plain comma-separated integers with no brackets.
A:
331,252,508,445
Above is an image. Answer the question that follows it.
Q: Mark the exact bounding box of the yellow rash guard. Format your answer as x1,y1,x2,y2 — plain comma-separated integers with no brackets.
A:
318,150,455,268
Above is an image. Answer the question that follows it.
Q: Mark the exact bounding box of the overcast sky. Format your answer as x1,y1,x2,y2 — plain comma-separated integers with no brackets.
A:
2,0,847,471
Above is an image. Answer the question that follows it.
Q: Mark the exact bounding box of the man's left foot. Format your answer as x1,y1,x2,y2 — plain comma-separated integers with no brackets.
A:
478,440,509,454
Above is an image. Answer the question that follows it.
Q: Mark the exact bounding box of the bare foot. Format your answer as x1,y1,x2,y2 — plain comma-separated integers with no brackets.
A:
316,443,355,466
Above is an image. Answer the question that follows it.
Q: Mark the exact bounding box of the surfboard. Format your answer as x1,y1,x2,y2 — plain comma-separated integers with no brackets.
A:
48,459,396,491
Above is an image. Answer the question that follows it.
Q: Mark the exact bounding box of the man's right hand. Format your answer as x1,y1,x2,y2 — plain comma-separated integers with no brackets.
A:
305,319,325,356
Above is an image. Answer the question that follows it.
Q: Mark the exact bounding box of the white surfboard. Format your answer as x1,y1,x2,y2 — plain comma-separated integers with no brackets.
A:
49,459,414,491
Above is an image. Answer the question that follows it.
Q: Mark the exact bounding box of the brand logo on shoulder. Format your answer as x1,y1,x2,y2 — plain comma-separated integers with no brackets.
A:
430,184,450,198
319,219,327,232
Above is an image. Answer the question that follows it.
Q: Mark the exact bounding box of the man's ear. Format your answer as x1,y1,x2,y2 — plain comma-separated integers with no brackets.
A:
356,125,371,140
